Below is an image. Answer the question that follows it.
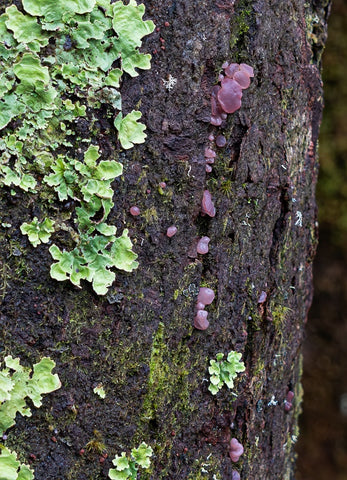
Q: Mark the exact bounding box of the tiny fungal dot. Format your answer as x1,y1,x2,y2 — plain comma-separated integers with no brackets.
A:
258,291,267,303
166,225,177,237
216,135,227,147
130,206,140,216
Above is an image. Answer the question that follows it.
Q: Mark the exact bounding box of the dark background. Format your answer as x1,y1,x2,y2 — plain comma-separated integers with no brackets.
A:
297,0,347,478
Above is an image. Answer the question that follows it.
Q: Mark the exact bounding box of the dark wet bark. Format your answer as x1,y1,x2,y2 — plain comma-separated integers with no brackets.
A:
0,0,330,479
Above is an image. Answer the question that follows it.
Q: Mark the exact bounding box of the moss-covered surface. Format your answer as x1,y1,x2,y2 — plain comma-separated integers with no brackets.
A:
0,0,328,479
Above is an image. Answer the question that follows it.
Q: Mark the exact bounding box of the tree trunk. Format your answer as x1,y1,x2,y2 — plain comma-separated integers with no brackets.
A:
0,0,330,479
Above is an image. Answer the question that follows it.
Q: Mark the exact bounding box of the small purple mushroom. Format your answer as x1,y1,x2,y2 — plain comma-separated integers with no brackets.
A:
229,438,244,462
240,63,254,77
205,164,212,173
197,236,210,254
216,135,227,148
197,287,215,306
284,390,295,412
210,61,254,125
201,190,216,217
231,471,241,480
166,225,177,237
196,301,205,311
194,310,209,330
224,62,240,78
217,77,243,114
204,147,216,159
130,206,140,216
258,291,267,304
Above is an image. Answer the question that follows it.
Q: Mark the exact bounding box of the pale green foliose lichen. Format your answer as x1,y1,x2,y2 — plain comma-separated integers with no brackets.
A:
0,446,34,480
0,0,155,294
108,442,153,480
0,356,61,435
208,351,245,395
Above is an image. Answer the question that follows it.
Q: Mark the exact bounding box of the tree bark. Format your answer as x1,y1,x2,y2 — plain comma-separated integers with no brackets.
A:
0,0,330,479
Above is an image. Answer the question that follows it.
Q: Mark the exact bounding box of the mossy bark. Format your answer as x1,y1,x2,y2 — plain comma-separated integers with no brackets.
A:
0,0,330,479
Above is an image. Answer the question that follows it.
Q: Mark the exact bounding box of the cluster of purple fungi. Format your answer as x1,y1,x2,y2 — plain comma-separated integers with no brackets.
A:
195,62,254,330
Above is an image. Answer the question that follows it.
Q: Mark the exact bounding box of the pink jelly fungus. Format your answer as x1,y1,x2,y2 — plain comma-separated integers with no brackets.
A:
229,438,244,462
218,78,243,114
196,301,205,311
240,63,254,77
166,225,177,237
224,62,239,78
210,62,254,125
204,147,216,158
216,135,226,148
231,471,241,480
197,236,210,254
211,115,223,126
194,310,209,330
234,70,251,89
130,206,140,216
287,390,295,402
205,164,212,173
258,291,267,303
201,190,216,217
197,287,215,306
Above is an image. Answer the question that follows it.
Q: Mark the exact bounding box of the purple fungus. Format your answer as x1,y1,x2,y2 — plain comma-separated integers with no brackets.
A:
201,190,216,217
197,287,215,306
197,236,210,254
258,291,267,304
284,390,294,411
196,301,205,311
287,390,295,402
231,471,241,480
208,134,215,141
211,115,223,126
205,164,212,173
159,181,166,189
130,206,140,216
234,70,251,89
229,438,244,462
204,147,216,159
166,225,177,237
210,85,224,126
216,135,226,148
240,63,254,77
222,61,229,69
217,77,243,114
224,62,239,78
194,310,209,330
